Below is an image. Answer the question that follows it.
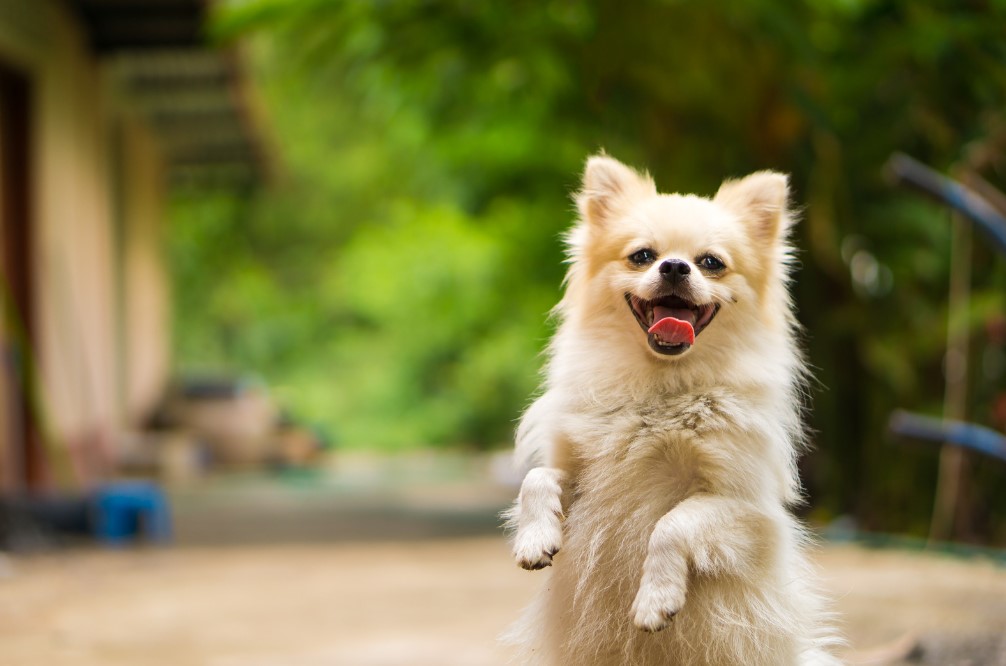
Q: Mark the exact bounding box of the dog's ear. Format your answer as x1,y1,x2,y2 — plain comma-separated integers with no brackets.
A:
577,154,656,226
714,171,791,244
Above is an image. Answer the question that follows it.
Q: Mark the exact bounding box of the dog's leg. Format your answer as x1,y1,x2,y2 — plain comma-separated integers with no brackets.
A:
509,467,568,570
631,493,772,631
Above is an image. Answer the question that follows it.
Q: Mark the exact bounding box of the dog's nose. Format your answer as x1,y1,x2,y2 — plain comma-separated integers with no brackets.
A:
659,259,691,280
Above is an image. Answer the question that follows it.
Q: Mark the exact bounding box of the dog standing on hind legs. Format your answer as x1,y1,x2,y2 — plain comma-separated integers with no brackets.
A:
504,154,841,665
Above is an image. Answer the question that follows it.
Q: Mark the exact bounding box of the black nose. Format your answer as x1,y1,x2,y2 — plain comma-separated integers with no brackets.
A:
659,259,691,279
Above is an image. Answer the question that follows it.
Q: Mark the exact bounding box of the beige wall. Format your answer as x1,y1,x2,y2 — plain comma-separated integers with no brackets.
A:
0,0,172,481
119,117,171,426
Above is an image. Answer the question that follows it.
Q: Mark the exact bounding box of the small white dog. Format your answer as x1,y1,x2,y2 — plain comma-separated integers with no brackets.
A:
505,155,840,665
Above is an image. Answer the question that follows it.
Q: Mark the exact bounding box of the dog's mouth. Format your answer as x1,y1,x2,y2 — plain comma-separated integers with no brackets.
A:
625,293,720,356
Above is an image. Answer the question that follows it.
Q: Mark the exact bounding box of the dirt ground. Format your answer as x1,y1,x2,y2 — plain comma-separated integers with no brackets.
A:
2,538,1006,666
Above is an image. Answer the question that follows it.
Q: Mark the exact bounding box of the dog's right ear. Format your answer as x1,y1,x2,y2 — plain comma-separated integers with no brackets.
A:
576,154,656,226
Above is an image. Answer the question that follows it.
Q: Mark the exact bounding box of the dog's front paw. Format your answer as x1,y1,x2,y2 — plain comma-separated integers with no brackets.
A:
513,519,562,570
511,467,565,570
631,579,686,632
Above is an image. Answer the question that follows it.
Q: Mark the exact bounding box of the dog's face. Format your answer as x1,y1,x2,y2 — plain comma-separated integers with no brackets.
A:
566,155,793,361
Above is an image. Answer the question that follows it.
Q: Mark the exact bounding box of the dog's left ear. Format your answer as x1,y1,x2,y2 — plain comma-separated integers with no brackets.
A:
714,171,791,244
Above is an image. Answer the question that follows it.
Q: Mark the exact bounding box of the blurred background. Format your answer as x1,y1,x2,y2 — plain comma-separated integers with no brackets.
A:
1,1,1006,664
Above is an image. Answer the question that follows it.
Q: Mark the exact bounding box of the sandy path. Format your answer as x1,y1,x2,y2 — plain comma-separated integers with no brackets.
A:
1,539,1005,665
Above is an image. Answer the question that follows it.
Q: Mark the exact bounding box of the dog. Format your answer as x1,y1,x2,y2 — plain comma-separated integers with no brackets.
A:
504,155,840,665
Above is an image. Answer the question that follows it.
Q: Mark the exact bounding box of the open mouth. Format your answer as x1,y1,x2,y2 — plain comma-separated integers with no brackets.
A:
625,293,720,356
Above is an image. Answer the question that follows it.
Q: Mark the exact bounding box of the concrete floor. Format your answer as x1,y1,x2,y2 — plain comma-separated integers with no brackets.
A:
2,539,1006,666
2,458,1005,665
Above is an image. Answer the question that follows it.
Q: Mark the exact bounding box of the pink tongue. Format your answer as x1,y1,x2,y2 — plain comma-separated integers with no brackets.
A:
647,306,695,346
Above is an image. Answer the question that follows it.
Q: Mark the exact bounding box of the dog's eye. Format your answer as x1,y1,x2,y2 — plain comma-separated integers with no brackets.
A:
697,255,726,271
628,249,657,266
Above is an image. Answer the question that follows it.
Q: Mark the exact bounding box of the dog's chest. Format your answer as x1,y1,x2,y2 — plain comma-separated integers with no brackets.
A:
561,391,736,553
567,390,735,480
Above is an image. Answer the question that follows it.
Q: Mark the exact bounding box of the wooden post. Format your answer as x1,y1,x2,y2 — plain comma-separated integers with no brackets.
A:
928,211,972,543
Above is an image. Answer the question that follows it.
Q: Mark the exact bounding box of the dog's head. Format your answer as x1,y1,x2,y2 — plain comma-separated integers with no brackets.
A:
563,154,795,362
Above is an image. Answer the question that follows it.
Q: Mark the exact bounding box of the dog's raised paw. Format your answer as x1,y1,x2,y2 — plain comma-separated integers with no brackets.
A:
511,467,565,571
636,611,677,633
513,533,561,570
631,583,685,632
518,554,552,570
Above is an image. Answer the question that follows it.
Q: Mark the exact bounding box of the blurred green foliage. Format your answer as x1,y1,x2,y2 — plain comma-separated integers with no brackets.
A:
169,0,1006,540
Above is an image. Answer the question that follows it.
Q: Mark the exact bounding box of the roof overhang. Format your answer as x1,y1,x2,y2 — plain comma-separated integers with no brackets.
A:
66,0,269,187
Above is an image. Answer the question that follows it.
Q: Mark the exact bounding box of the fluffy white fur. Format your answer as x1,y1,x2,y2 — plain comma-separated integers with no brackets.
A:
504,155,841,665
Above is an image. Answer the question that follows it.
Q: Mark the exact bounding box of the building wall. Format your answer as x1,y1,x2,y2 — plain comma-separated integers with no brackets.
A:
0,0,171,487
0,52,37,490
119,117,171,427
0,77,10,488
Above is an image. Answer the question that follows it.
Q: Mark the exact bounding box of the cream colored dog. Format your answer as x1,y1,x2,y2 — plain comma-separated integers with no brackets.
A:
505,155,840,665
